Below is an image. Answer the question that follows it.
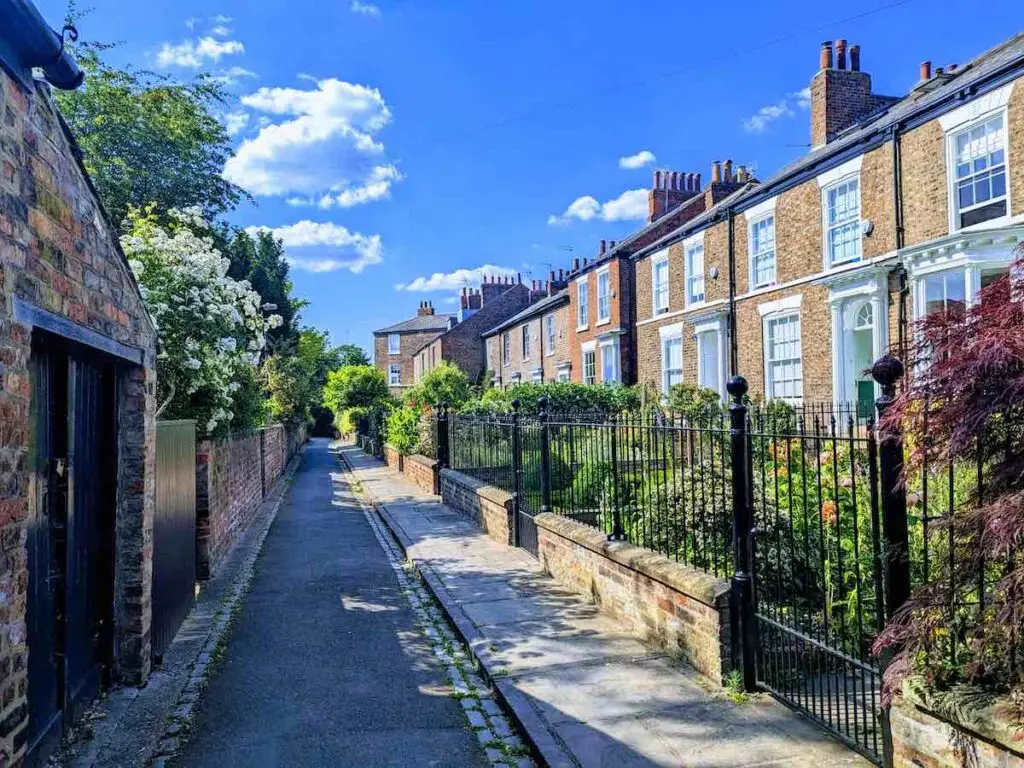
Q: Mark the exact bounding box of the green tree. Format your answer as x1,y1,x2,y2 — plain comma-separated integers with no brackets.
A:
221,229,304,350
262,354,316,425
337,344,371,367
53,50,244,227
404,362,471,409
322,365,391,418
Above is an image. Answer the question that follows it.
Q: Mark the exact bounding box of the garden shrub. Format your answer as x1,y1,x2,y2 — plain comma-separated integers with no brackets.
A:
384,405,420,455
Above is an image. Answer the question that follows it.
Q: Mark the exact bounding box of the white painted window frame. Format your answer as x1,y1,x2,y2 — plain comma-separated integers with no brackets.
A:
694,317,728,400
945,109,1011,233
388,363,401,386
817,155,863,271
651,250,670,316
521,324,531,361
544,314,556,356
596,266,612,325
685,237,705,308
599,336,620,384
658,322,683,395
581,340,597,386
576,277,589,331
502,331,511,367
759,294,803,405
388,333,401,355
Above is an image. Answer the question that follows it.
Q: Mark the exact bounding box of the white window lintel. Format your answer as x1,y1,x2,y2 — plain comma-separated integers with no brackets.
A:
938,83,1015,133
816,155,863,188
757,293,803,317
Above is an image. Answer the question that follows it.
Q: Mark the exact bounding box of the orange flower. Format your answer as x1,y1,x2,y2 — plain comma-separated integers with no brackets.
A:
820,500,838,525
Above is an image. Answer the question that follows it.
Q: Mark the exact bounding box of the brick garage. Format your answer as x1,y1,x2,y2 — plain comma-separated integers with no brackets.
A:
0,68,158,761
535,514,731,683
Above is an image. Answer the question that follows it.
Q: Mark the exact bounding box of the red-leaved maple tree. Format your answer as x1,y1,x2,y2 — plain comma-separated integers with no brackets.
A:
872,245,1024,711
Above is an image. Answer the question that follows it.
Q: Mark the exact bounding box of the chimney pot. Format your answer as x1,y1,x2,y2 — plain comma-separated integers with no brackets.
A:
934,66,944,76
599,239,606,254
723,159,733,183
517,273,522,284
920,61,932,80
820,40,833,70
711,161,722,183
694,172,701,190
948,63,958,72
835,39,847,70
670,171,678,190
609,240,616,249
558,268,564,280
653,170,662,189
849,44,860,72
549,270,555,282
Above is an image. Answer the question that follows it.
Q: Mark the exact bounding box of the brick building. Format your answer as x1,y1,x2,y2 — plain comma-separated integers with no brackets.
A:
564,166,748,385
372,302,454,395
483,280,571,387
633,35,1024,411
0,14,158,762
413,275,541,386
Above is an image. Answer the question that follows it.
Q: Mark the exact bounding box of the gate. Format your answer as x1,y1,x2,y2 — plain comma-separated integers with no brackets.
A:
747,404,886,762
152,420,197,661
26,335,117,754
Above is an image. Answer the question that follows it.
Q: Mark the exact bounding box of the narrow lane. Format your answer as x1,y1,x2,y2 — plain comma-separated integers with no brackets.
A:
176,439,485,767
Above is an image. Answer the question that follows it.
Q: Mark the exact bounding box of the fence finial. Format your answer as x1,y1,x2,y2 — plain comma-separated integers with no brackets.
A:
537,395,549,413
726,375,748,403
511,398,521,413
870,354,904,400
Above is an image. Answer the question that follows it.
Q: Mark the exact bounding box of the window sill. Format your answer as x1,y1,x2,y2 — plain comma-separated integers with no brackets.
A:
953,214,1012,235
576,325,589,332
596,318,611,327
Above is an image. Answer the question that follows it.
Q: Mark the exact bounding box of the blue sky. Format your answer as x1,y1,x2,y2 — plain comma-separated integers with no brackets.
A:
36,0,1024,355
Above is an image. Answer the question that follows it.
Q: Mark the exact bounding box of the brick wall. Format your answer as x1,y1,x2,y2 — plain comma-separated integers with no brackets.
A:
487,303,574,387
890,690,1024,768
195,424,305,579
438,469,513,546
403,453,439,495
568,257,634,384
535,514,731,683
0,70,159,759
384,443,404,472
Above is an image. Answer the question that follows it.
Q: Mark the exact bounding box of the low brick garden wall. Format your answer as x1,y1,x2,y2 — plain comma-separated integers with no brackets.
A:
535,513,731,684
196,424,306,578
384,444,404,472
404,454,440,495
439,469,514,546
891,683,1024,767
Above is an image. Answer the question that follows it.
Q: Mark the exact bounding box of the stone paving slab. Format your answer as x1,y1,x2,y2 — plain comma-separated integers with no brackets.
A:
341,446,872,768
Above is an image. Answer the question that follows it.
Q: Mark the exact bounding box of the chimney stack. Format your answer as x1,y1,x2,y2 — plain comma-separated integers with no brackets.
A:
417,300,435,316
648,167,702,223
810,39,877,146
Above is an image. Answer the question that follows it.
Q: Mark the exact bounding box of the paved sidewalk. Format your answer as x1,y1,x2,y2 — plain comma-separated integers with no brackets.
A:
341,446,871,768
175,440,486,767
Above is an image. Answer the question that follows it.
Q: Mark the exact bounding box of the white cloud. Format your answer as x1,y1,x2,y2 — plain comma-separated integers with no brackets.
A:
245,221,383,274
742,87,811,133
224,78,399,206
224,111,250,136
350,1,381,16
156,36,244,68
210,66,257,86
396,265,517,292
211,24,232,37
212,14,232,23
618,150,656,170
548,188,647,225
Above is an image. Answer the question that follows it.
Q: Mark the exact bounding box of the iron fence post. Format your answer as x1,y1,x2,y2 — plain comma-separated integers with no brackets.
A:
510,399,523,547
871,354,911,619
436,402,450,469
608,411,625,541
872,353,910,768
727,375,757,692
538,396,553,514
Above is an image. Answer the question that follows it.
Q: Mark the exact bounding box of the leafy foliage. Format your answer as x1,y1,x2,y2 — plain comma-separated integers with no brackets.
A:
467,382,641,415
404,362,472,410
122,207,280,436
53,50,244,228
337,344,371,367
323,365,392,417
385,406,420,455
872,253,1024,704
665,382,723,424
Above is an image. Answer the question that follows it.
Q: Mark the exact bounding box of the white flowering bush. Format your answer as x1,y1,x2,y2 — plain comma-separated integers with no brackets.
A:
122,206,282,436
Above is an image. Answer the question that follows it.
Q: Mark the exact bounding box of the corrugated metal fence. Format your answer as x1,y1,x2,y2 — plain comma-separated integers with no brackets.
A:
152,420,197,661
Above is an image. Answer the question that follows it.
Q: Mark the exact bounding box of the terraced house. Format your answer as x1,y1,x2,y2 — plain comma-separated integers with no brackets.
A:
482,274,571,387
373,301,454,395
633,34,1024,410
561,166,750,386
